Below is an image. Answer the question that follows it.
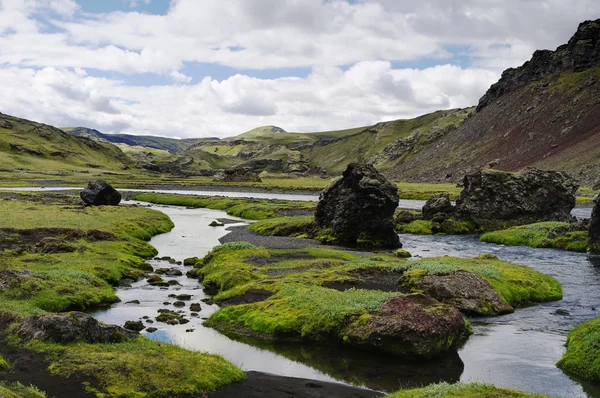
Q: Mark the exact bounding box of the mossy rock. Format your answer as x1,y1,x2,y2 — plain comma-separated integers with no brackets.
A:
394,250,412,258
557,317,600,381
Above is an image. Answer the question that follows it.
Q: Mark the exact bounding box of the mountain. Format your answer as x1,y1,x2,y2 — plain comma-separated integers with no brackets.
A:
382,19,600,186
63,127,216,154
161,108,472,175
0,113,133,172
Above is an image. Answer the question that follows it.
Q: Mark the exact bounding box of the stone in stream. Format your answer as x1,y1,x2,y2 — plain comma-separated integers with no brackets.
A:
176,294,192,301
173,301,186,307
589,194,600,253
422,193,455,221
146,327,158,333
315,162,401,249
80,180,121,206
124,320,145,332
189,303,202,312
209,221,225,227
455,168,578,227
19,312,137,343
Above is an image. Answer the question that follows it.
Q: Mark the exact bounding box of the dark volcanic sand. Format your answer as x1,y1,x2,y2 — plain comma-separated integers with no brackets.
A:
206,371,383,398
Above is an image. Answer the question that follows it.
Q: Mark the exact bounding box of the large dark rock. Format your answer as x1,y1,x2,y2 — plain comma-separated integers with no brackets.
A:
345,294,469,358
455,169,578,227
422,193,455,220
19,312,137,343
212,167,261,182
80,180,121,206
315,163,400,249
404,270,514,316
589,194,600,253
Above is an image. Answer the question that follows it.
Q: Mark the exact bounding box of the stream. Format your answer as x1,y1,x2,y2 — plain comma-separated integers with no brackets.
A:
88,199,600,398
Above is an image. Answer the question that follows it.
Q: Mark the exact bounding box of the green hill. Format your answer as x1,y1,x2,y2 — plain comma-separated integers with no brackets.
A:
0,113,133,174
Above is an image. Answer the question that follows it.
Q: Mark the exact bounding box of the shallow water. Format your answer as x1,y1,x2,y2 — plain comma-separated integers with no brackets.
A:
89,200,600,396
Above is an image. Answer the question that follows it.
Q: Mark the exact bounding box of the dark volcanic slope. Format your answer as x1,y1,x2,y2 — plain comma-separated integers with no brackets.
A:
385,19,600,186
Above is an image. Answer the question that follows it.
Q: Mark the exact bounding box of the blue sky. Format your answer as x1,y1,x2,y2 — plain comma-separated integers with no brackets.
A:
0,0,598,138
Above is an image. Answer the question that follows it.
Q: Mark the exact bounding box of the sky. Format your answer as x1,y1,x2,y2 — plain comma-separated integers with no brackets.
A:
0,0,599,139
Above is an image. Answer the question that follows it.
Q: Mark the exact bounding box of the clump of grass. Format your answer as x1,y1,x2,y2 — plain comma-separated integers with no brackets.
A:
480,222,588,252
557,317,600,381
0,382,47,398
396,219,478,235
0,354,9,371
28,337,245,397
385,382,548,397
396,220,433,234
131,193,314,220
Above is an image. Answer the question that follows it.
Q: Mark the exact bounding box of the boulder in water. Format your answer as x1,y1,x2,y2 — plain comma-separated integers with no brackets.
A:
422,193,455,220
80,180,121,206
315,163,400,249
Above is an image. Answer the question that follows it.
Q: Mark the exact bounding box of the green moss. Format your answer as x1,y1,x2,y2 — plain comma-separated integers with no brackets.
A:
396,220,433,234
396,219,478,235
480,222,588,252
0,382,46,398
131,193,315,220
407,257,562,305
28,337,245,397
394,250,412,258
248,216,315,236
207,284,402,340
557,317,600,381
0,354,9,371
385,382,548,397
0,194,173,315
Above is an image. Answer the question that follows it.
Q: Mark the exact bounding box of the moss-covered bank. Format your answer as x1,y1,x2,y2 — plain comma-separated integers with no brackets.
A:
0,192,245,397
130,192,315,220
0,382,46,398
557,317,600,381
384,382,548,397
480,222,588,252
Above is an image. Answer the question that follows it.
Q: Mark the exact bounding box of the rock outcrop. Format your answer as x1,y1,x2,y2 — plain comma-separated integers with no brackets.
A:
455,169,578,227
19,312,137,343
589,194,600,253
315,163,400,249
346,294,469,358
478,19,600,112
80,180,121,206
422,193,455,220
212,167,261,183
405,270,514,316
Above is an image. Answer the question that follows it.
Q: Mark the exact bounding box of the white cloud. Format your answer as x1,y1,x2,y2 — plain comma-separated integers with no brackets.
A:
0,63,498,138
0,0,598,138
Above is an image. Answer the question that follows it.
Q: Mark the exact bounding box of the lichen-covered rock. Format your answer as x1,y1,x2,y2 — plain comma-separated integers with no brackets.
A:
315,162,400,249
212,167,261,182
80,180,121,206
422,193,455,220
589,194,600,253
405,270,514,316
455,168,578,227
19,312,137,343
346,294,469,358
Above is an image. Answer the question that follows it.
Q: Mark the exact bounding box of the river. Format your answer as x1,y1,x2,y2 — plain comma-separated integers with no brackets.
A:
88,199,600,397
